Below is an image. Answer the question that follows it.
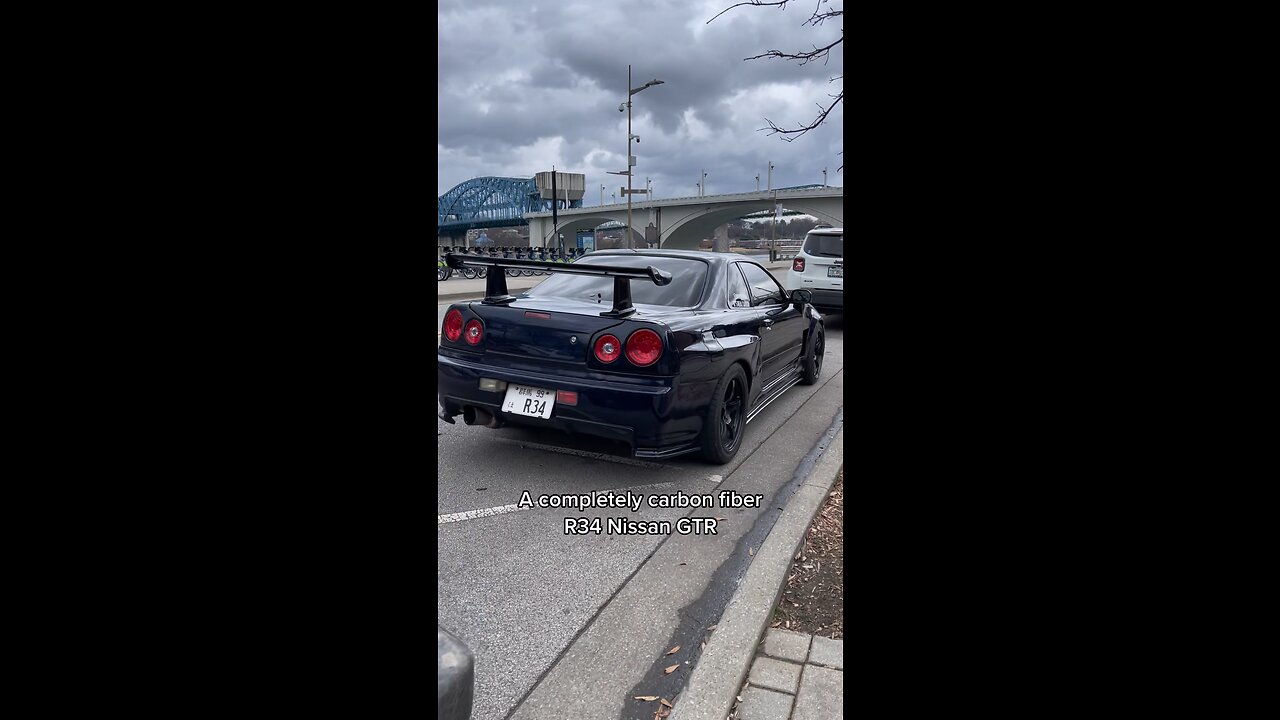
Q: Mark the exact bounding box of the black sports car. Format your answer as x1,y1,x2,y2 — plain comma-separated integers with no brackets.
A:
437,250,825,464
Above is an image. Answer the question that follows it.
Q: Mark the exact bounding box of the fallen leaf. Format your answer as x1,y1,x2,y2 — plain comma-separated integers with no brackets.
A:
737,695,744,702
700,641,706,651
666,645,680,656
658,711,670,718
771,621,782,628
635,696,659,702
794,551,801,560
679,562,687,566
748,547,754,557
664,664,679,674
707,624,717,631
661,699,674,708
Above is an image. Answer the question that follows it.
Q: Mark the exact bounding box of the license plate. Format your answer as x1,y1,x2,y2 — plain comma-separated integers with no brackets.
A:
501,384,556,419
827,266,843,278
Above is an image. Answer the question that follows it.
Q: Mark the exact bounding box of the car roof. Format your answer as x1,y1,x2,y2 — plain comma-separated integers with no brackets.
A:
806,227,843,236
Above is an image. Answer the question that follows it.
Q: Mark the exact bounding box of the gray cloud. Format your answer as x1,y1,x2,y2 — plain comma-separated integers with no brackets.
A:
438,0,843,201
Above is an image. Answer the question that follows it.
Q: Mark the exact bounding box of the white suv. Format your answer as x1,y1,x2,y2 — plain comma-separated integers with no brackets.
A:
784,227,843,313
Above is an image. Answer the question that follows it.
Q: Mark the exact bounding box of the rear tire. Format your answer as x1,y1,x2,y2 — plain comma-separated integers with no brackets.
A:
437,267,448,282
461,267,477,280
699,364,749,464
800,326,824,385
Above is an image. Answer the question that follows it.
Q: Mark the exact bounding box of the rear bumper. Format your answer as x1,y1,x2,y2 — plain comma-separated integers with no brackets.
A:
808,288,843,312
437,353,704,458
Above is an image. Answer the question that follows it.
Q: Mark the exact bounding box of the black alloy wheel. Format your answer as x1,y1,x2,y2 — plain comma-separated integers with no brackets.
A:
701,364,748,464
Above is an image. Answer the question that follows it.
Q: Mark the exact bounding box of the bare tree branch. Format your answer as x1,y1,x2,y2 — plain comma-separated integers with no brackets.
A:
759,88,842,142
706,0,791,25
710,0,843,166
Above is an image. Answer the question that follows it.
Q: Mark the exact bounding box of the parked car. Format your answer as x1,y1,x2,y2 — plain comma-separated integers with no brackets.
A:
783,227,843,314
437,250,824,463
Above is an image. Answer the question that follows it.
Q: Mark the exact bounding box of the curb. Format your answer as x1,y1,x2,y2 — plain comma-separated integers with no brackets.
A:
669,425,844,720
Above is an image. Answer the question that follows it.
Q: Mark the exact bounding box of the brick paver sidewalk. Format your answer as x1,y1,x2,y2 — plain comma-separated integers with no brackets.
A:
736,629,843,719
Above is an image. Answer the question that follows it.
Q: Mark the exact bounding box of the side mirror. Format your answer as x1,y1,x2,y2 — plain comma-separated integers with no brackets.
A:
438,628,475,720
791,289,813,308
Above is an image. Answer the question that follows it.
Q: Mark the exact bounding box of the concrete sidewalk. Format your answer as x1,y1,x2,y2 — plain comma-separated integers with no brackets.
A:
669,425,844,720
436,258,796,304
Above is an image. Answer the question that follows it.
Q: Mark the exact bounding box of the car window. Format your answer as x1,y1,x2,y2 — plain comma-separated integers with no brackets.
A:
739,263,784,306
525,256,708,308
803,232,842,258
727,264,751,309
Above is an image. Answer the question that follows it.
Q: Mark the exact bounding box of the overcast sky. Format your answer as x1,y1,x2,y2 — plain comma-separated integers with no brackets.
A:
437,0,843,204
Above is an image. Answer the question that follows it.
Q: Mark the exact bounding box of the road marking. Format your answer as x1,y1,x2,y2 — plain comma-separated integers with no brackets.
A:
438,504,522,524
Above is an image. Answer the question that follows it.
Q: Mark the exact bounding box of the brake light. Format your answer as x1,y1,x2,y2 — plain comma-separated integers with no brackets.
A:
793,258,805,273
443,309,463,342
464,319,483,345
625,329,664,367
594,334,621,363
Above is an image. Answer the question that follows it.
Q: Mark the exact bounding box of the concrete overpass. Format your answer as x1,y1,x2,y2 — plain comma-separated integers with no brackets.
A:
524,186,843,249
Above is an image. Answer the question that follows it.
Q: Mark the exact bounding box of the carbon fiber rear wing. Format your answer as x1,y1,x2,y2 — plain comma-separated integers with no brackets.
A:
444,253,672,318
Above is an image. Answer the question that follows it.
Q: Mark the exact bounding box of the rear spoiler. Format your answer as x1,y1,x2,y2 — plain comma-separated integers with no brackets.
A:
444,253,672,318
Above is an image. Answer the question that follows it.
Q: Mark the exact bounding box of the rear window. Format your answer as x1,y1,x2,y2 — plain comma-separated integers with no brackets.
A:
524,255,708,308
804,232,843,258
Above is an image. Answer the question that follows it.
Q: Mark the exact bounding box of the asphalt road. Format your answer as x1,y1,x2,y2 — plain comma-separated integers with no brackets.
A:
437,301,845,720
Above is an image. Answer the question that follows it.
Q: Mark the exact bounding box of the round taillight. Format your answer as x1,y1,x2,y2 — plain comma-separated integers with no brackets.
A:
793,258,805,273
443,309,463,342
594,334,621,363
464,319,483,345
625,329,664,367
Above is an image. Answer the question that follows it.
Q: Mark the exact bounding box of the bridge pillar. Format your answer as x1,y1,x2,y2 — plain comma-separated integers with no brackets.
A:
713,223,730,253
527,216,548,248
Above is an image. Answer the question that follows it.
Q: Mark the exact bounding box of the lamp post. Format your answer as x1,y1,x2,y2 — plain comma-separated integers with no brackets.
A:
768,161,774,191
624,66,664,249
822,167,827,187
701,169,708,196
600,184,605,205
755,174,760,192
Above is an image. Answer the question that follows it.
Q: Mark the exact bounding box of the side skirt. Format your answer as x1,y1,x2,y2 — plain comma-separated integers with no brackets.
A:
746,368,802,424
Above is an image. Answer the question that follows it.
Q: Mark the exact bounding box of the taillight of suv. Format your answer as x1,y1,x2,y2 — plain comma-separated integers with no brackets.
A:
792,257,806,273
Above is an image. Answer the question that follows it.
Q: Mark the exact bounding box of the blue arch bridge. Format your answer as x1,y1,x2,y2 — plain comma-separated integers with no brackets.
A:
437,176,580,243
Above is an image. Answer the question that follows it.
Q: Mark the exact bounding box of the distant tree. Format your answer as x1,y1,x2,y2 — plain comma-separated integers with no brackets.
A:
709,0,843,171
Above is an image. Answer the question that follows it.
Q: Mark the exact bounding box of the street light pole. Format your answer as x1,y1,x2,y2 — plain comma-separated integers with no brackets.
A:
627,65,633,248
768,161,774,191
701,169,708,196
622,67,664,249
822,167,827,187
600,184,605,205
755,174,760,192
